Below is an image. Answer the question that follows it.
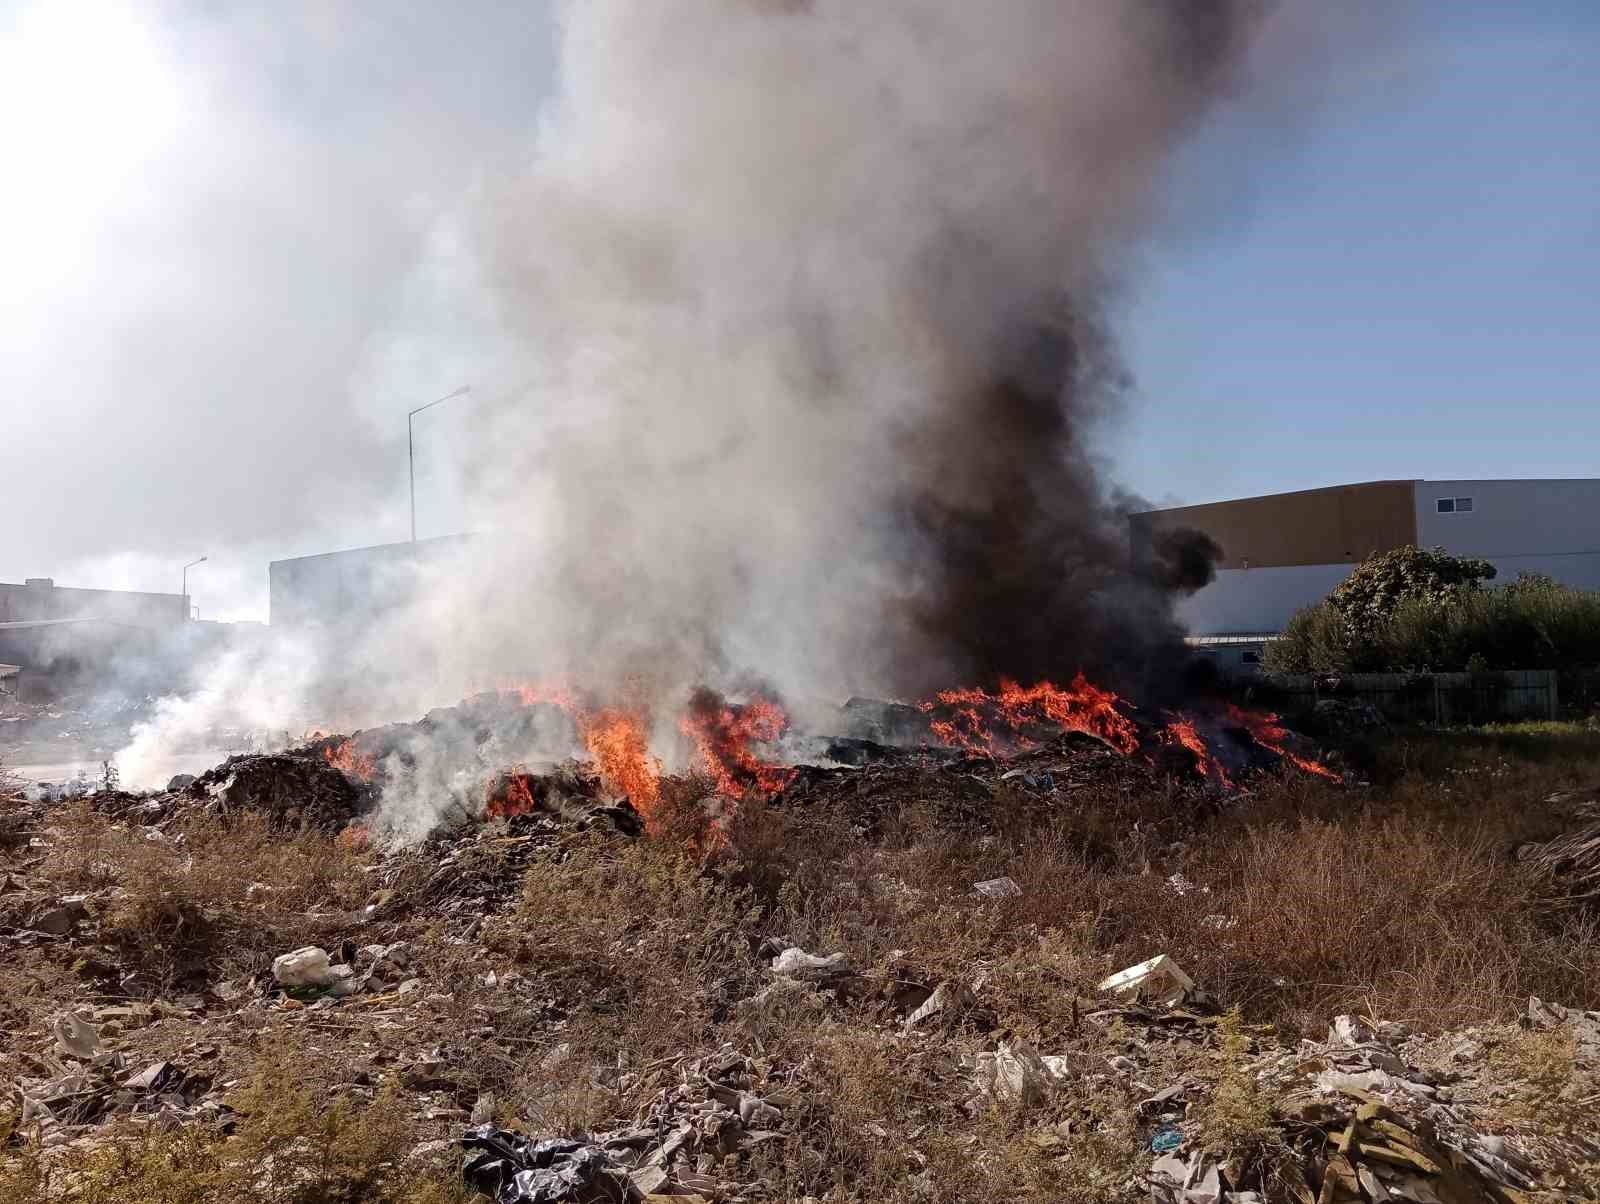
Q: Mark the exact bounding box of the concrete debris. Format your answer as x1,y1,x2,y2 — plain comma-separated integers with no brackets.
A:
272,945,336,988
1098,954,1196,1007
32,893,90,935
16,1052,218,1144
1526,994,1600,1054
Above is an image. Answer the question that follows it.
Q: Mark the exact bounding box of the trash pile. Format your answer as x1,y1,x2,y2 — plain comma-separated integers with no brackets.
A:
14,1005,223,1147
770,730,1179,838
192,750,378,832
1236,1012,1560,1204
459,1045,792,1203
934,953,1598,1204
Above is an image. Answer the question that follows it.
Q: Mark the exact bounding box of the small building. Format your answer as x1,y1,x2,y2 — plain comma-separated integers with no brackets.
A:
268,535,471,630
0,577,185,628
1132,478,1600,637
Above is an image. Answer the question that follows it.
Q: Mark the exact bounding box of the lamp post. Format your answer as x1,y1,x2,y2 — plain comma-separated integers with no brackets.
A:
181,556,207,622
408,386,470,543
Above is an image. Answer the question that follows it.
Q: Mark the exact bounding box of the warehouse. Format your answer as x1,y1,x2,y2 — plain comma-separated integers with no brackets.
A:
1133,478,1600,638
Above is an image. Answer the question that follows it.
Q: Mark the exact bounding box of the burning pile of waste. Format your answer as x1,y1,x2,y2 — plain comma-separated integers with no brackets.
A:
194,673,1342,848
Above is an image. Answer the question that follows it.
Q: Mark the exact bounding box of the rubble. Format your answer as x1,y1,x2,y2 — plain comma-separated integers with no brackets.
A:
195,749,376,833
1098,955,1196,1007
457,1045,793,1202
458,1126,634,1204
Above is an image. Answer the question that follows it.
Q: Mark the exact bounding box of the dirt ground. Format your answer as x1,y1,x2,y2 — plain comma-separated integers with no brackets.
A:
3,721,1600,1202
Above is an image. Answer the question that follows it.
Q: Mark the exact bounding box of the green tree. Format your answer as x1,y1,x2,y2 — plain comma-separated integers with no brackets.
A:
1327,545,1496,638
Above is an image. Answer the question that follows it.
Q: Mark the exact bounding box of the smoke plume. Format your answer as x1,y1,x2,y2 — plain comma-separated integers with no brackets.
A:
115,0,1359,809
446,0,1267,701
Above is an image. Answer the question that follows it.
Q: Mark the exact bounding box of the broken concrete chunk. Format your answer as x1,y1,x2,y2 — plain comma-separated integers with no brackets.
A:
272,946,335,988
1097,954,1195,1006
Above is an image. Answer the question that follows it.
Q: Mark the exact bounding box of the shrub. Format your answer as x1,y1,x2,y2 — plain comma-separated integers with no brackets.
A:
1268,563,1600,675
1327,546,1496,637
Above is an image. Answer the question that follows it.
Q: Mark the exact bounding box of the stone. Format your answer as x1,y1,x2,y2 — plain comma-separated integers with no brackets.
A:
272,946,335,988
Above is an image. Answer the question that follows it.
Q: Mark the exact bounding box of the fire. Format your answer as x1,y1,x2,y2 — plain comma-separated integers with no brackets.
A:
1162,716,1233,789
486,768,538,819
498,681,581,710
1225,703,1340,781
323,739,375,781
921,674,1141,757
581,709,662,824
679,687,795,798
495,681,673,830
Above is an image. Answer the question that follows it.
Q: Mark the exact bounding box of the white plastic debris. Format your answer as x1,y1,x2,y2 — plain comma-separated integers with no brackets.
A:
771,947,852,983
51,1011,100,1060
1097,954,1195,1006
972,1038,1061,1108
471,1093,496,1125
903,981,974,1033
272,946,335,988
973,877,1022,899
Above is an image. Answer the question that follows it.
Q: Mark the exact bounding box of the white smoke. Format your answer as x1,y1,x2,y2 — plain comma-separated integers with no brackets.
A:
117,0,1382,829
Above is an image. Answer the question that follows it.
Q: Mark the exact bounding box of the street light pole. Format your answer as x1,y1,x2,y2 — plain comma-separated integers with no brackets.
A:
181,556,207,623
408,386,470,543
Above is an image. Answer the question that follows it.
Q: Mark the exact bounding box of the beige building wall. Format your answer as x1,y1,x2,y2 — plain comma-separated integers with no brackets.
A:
1132,480,1418,570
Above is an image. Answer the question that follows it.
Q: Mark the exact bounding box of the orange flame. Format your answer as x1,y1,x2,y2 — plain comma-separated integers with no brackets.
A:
922,674,1140,757
581,709,662,827
497,681,666,830
499,681,581,710
486,768,538,819
1225,703,1340,781
679,688,795,799
1162,717,1233,789
323,739,376,781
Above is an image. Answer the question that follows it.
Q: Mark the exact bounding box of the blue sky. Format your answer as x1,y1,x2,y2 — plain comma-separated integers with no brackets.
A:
1106,0,1599,508
1,1,1593,619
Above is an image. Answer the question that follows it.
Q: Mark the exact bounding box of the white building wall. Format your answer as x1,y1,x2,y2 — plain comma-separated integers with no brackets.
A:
1175,563,1357,635
1414,479,1600,591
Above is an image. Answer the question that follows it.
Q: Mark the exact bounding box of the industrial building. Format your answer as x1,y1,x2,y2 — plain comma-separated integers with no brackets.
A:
0,577,185,627
1133,478,1600,640
268,535,471,629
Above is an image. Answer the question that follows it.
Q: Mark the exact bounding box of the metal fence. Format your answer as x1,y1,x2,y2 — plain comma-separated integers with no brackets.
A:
1262,670,1560,725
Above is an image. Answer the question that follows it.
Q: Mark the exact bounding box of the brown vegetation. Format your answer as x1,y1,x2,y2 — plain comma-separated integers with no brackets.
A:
3,723,1600,1200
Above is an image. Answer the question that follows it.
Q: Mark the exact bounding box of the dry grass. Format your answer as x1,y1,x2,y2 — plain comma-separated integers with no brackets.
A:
3,721,1599,1201
35,802,370,990
0,1044,468,1204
